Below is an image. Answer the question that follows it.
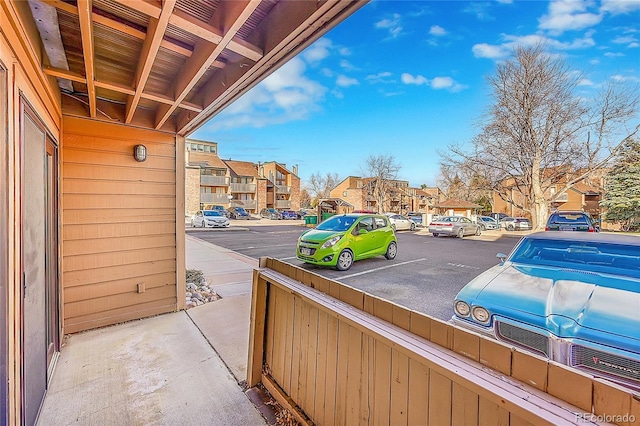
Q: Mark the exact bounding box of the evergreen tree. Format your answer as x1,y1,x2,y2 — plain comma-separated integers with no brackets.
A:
600,138,640,226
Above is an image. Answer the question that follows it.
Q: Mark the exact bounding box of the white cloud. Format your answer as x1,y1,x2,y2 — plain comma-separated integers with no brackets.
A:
321,68,334,78
472,31,596,61
375,14,403,38
600,0,640,15
472,43,510,59
336,75,359,87
401,73,467,92
340,59,357,71
429,25,447,36
462,3,495,21
375,14,401,29
577,78,594,86
204,57,326,131
604,51,625,57
613,35,639,47
302,38,332,63
366,72,394,84
401,73,429,85
538,0,603,35
430,76,454,89
612,74,640,83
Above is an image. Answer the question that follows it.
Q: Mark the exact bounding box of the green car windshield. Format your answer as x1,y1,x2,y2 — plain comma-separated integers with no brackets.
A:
316,216,357,232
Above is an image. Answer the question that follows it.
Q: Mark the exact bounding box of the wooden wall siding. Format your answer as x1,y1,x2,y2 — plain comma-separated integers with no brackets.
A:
248,259,638,426
62,116,178,333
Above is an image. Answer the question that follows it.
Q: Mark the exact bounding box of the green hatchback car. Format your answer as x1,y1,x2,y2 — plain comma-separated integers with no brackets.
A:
296,214,398,271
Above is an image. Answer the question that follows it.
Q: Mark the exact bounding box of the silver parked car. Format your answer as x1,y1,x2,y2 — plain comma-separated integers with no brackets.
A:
384,213,417,231
191,210,230,228
428,216,481,238
476,216,499,230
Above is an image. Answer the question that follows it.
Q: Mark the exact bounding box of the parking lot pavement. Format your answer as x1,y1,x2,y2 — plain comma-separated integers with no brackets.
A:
189,225,521,321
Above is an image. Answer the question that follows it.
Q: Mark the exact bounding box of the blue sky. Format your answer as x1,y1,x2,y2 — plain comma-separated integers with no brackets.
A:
191,0,640,189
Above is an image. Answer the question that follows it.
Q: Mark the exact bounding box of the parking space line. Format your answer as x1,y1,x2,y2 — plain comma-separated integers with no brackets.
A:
279,256,298,260
446,263,480,270
236,243,294,251
336,258,426,280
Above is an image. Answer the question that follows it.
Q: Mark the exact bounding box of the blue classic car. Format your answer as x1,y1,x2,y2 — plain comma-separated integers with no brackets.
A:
452,232,640,390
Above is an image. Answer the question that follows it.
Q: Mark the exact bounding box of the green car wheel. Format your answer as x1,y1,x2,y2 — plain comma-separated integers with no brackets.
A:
385,241,397,260
336,249,354,271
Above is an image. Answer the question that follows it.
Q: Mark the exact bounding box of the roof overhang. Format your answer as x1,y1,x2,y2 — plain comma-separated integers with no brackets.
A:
30,0,368,135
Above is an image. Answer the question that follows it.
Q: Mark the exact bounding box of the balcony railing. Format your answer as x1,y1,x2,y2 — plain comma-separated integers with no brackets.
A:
231,200,256,209
230,183,256,193
275,199,291,208
276,185,291,194
201,175,229,186
553,193,569,202
201,193,232,204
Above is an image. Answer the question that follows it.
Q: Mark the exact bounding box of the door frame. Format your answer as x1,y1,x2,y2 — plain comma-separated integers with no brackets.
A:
0,60,8,426
45,137,60,380
19,95,60,425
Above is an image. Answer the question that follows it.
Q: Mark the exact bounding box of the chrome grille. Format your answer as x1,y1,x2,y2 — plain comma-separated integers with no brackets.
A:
571,346,640,385
496,322,549,357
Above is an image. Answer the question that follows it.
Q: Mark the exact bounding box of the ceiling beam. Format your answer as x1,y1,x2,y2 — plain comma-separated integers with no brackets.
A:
112,0,263,61
43,67,202,113
154,0,261,129
77,0,96,117
125,0,177,123
168,9,263,61
43,0,194,58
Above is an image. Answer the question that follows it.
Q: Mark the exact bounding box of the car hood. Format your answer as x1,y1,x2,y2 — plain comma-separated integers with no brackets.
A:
458,263,640,346
300,230,344,243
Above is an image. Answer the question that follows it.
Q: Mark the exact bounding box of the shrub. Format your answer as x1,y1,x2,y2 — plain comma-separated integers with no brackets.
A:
186,269,205,286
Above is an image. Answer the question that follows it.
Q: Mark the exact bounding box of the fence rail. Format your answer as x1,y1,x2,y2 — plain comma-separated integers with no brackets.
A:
248,258,635,426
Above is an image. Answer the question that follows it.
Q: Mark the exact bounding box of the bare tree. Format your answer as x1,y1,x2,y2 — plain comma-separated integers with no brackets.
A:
361,155,401,213
299,188,312,208
306,172,340,200
437,163,494,211
440,43,639,229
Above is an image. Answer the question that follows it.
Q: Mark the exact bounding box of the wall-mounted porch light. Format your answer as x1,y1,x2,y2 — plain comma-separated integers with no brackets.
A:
134,144,147,162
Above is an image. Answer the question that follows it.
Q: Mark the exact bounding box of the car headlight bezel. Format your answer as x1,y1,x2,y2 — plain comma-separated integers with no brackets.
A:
321,235,342,249
454,300,471,318
471,306,491,324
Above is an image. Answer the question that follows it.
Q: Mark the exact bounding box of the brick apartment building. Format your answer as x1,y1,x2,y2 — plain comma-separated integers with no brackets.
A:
329,176,441,214
185,139,300,215
493,170,605,221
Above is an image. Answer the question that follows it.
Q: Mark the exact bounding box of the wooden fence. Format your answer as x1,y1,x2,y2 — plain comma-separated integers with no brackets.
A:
247,258,639,426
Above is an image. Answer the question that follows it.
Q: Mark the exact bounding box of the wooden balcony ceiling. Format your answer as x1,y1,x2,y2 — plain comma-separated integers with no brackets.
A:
35,0,366,135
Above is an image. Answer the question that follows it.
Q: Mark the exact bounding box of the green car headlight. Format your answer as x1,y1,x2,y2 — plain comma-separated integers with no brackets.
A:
321,235,342,249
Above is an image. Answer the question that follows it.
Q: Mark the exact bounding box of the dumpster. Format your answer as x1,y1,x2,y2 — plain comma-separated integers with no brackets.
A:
321,212,335,221
305,215,318,225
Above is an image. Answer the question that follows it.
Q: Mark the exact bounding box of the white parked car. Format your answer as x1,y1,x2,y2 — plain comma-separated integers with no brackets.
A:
384,213,417,231
191,210,230,228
